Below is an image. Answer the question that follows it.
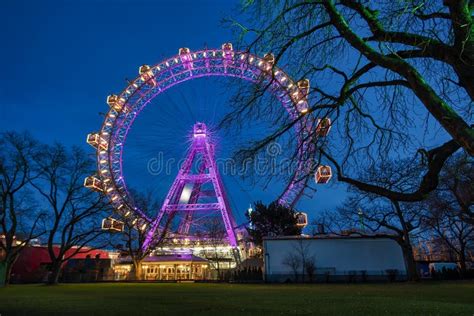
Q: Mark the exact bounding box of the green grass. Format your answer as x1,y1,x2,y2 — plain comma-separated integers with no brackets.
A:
1,282,474,315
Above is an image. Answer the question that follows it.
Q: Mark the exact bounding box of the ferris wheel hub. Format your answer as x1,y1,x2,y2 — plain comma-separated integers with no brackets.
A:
193,122,207,138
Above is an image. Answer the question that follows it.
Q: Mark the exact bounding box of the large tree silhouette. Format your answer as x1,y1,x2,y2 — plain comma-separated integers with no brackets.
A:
30,144,110,285
422,153,474,274
316,158,429,281
0,132,45,286
224,0,473,204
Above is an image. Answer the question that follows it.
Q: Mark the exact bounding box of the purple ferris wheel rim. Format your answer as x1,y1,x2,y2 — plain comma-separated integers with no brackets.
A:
91,46,316,226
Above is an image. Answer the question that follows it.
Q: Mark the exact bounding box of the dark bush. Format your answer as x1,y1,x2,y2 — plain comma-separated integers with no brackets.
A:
385,269,398,282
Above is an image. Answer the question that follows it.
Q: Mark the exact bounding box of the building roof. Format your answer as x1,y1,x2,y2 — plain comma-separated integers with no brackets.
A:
119,254,208,265
263,234,397,241
144,254,208,263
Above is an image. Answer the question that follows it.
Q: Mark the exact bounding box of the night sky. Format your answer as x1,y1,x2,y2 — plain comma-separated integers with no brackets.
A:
0,0,348,228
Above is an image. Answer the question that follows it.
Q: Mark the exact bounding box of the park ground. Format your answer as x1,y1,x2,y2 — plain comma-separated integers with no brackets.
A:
1,282,474,315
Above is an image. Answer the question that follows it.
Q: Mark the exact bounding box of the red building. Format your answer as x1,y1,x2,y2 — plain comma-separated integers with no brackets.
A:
10,245,111,283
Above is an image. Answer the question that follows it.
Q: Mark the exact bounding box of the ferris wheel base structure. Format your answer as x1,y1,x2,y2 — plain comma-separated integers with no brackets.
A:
142,122,239,251
84,43,333,256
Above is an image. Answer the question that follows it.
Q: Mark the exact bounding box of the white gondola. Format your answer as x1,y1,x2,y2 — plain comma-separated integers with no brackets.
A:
295,212,308,228
222,42,233,61
179,47,193,70
101,217,125,232
316,118,332,137
315,165,332,184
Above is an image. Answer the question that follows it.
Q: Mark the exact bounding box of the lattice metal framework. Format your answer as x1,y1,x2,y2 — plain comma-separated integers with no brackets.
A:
142,123,238,249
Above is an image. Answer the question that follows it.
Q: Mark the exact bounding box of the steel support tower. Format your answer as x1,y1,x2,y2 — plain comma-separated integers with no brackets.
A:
142,123,238,251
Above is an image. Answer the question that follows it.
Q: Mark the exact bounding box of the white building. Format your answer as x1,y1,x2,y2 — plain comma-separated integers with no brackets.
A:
263,235,407,282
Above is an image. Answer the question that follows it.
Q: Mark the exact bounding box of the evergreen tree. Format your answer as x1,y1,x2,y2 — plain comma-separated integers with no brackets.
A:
246,201,301,246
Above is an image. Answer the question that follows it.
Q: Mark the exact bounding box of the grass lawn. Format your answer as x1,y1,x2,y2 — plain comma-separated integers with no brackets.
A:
1,281,474,315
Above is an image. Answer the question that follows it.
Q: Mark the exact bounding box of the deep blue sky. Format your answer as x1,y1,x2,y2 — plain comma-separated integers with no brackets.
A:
0,0,347,228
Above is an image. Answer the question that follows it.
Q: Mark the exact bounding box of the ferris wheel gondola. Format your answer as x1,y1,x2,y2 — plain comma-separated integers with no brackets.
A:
295,212,308,228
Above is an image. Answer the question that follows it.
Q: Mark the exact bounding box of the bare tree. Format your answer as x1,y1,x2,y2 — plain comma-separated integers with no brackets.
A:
432,153,474,224
282,252,301,282
223,0,473,207
0,132,45,286
314,158,429,281
30,144,110,285
423,207,473,276
295,239,317,283
282,239,315,282
421,154,474,275
410,152,474,276
114,218,149,281
337,198,424,281
204,218,229,280
305,259,317,283
109,189,168,281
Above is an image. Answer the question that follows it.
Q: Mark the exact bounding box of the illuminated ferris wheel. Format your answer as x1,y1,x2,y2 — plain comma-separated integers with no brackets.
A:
84,43,332,249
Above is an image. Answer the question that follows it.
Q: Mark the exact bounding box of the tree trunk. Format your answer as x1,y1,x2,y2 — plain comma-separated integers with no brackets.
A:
4,260,14,285
132,260,143,281
453,62,474,101
214,253,221,281
458,251,467,278
47,261,62,285
0,261,7,287
401,243,419,281
0,258,17,287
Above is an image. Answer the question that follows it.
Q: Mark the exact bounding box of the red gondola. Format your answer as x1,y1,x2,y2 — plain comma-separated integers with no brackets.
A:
101,218,125,232
107,94,127,112
295,212,308,228
315,165,332,184
139,65,157,87
316,118,332,137
86,133,108,151
84,176,103,191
